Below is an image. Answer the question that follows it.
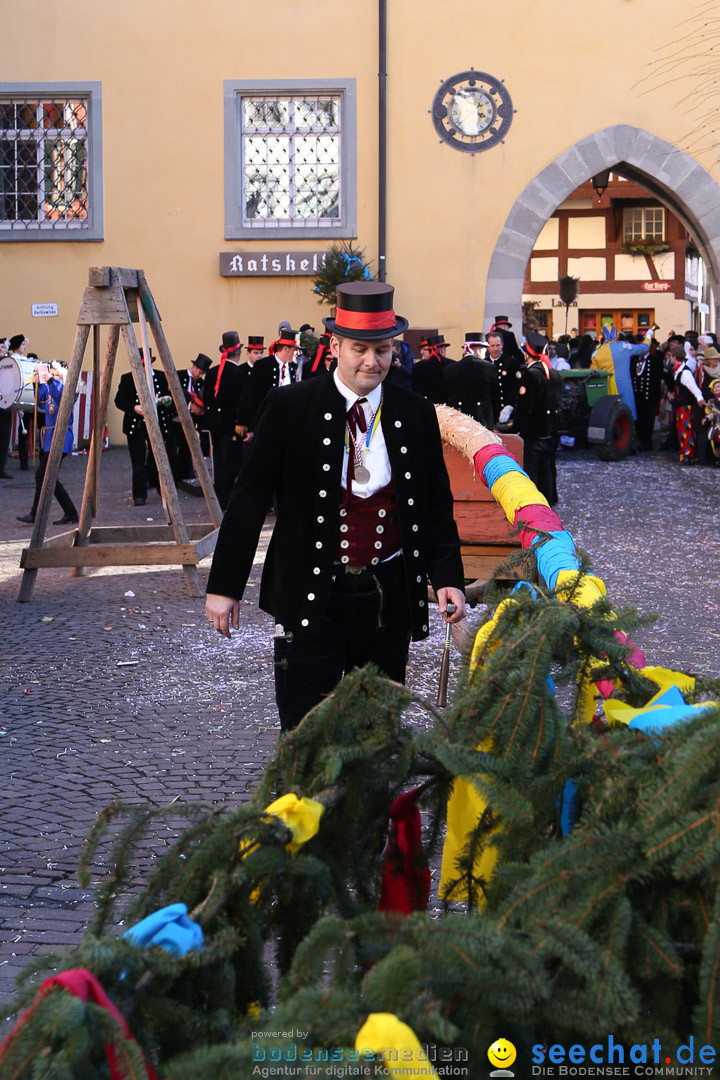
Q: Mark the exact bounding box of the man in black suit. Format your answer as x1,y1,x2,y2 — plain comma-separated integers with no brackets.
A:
410,333,453,404
206,282,466,731
443,332,498,428
167,352,212,480
513,333,561,505
113,350,171,506
235,329,301,435
204,331,245,510
486,329,524,425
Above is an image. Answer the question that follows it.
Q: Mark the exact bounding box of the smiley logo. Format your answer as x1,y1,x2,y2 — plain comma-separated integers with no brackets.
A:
488,1039,517,1072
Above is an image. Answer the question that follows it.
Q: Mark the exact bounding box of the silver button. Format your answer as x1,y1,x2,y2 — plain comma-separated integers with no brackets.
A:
324,412,332,420
323,464,330,472
313,567,321,575
316,541,323,549
376,525,384,534
405,472,411,479
319,490,327,497
340,524,348,532
307,592,315,601
400,446,407,454
341,555,349,564
301,619,309,627
412,524,419,532
339,507,347,517
408,498,414,506
419,600,425,607
341,540,349,548
417,575,422,583
374,541,383,549
371,557,380,565
413,550,419,557
317,515,324,523
378,508,387,518
422,624,428,632
395,420,402,427
323,437,331,445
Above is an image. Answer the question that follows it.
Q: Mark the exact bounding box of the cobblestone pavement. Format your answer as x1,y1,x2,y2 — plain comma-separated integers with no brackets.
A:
0,443,718,1014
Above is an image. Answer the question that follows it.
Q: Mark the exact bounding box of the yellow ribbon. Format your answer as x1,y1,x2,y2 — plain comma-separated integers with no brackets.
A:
356,1014,437,1078
260,793,325,855
490,470,549,522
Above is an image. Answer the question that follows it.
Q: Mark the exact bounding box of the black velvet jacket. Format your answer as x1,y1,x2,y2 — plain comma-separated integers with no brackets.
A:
207,376,464,640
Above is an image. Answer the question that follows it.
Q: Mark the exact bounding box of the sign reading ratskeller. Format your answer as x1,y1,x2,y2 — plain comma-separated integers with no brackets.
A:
219,251,327,277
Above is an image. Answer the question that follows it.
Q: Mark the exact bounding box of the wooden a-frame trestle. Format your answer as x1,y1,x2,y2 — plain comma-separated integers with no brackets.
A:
18,267,223,602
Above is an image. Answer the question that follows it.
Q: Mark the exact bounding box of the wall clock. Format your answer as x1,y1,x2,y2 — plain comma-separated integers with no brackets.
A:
431,69,514,153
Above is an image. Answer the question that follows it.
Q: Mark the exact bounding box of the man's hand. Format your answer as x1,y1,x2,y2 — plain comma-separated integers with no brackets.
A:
206,593,240,638
134,404,144,415
235,424,248,438
437,587,466,624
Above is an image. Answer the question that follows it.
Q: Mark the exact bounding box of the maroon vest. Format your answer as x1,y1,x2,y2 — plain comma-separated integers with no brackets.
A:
337,481,402,567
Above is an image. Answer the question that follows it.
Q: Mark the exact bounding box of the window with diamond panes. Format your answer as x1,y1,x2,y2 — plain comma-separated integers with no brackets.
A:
242,95,340,227
623,206,665,243
0,84,102,240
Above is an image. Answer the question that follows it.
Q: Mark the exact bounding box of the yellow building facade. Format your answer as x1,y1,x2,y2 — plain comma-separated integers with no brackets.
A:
1,0,718,442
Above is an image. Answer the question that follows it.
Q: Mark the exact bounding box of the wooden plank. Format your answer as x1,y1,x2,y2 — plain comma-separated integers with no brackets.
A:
111,268,140,288
21,543,198,569
18,322,91,602
460,542,522,556
461,553,524,580
40,528,78,550
86,523,215,544
453,502,517,544
193,527,219,561
77,286,131,326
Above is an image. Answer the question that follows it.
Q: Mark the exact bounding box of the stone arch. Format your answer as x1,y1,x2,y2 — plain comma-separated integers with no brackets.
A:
483,124,720,333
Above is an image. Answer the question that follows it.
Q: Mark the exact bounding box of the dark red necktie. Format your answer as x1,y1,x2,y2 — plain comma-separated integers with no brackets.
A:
346,397,368,497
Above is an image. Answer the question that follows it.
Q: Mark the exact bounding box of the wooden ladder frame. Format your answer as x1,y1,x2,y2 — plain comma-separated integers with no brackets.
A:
18,266,223,602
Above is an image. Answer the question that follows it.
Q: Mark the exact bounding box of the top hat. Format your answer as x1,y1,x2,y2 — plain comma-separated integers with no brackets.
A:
193,352,212,373
493,315,512,328
524,332,548,357
426,333,448,348
9,333,26,352
464,332,485,345
247,336,264,350
299,323,314,334
274,330,300,349
220,331,242,354
323,282,408,340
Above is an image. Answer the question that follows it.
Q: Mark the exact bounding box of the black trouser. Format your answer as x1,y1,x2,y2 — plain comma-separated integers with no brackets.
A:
0,408,11,473
213,433,244,511
166,420,193,481
636,398,659,452
30,450,77,518
126,431,159,501
523,439,557,506
273,556,412,731
17,414,28,469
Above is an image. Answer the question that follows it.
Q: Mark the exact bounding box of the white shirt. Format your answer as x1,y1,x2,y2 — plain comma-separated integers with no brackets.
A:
333,370,391,498
275,355,293,386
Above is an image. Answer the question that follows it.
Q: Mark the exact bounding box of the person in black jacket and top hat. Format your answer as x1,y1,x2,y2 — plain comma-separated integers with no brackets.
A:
443,332,498,428
114,350,171,506
486,328,524,425
205,331,245,510
410,333,452,404
513,332,561,505
490,315,524,363
234,336,265,408
166,352,212,480
235,328,301,434
206,281,466,731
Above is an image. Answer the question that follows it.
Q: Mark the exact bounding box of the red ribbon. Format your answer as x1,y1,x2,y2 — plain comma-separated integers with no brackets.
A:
0,968,157,1079
378,789,430,915
335,307,396,332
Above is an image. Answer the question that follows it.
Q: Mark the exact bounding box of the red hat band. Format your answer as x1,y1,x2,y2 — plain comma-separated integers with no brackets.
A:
333,306,397,334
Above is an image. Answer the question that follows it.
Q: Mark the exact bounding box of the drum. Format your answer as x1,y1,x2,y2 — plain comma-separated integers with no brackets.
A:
0,356,40,411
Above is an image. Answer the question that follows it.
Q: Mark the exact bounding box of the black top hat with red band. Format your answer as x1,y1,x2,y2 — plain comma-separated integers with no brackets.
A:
323,282,408,341
275,330,300,349
247,336,264,349
220,331,243,354
524,331,548,357
426,333,449,348
493,315,512,328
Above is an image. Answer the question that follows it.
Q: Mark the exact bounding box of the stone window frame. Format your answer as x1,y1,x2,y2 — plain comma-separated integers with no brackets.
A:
224,77,357,241
0,81,103,242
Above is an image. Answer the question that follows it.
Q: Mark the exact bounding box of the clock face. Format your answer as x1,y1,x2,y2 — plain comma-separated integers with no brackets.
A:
432,70,514,153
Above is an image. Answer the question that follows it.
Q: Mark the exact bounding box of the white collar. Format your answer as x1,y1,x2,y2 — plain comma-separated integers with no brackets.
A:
333,369,383,413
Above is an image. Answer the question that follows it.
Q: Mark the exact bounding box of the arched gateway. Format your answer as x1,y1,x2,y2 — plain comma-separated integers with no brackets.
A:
483,124,720,333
